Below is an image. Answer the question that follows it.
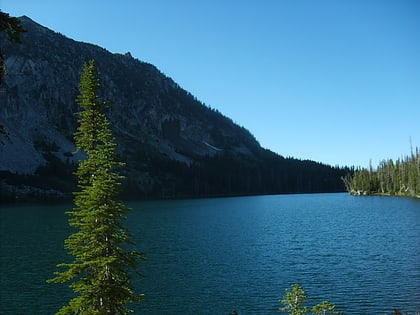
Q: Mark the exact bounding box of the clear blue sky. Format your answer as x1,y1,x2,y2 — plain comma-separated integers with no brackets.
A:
2,0,419,168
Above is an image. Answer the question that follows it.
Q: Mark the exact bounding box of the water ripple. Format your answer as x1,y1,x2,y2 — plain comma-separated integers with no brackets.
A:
1,194,419,314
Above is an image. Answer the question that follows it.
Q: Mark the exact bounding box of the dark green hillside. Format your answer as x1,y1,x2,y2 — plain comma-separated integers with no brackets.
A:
0,16,350,201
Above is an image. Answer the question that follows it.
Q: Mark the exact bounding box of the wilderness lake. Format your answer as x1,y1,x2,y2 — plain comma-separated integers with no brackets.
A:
0,193,419,315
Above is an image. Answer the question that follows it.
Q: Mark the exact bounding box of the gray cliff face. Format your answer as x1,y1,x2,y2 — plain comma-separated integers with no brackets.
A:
0,16,261,197
1,52,79,173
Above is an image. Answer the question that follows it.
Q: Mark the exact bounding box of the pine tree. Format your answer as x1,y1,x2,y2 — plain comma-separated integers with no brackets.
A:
280,284,308,315
0,11,26,140
48,60,143,315
279,284,342,315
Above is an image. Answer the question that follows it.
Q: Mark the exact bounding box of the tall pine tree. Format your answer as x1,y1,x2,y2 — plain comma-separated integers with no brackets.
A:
48,60,143,315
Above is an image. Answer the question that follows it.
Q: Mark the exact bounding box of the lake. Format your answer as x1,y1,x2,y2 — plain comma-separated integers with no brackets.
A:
0,193,419,314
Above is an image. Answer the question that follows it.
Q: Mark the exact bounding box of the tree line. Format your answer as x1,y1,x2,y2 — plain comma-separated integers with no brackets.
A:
120,150,351,200
342,147,420,198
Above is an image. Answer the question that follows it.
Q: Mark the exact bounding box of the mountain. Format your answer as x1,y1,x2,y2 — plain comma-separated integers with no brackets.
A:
0,16,350,201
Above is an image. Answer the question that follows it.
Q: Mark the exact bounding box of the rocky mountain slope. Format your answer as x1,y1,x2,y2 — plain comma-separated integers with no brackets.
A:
0,16,349,201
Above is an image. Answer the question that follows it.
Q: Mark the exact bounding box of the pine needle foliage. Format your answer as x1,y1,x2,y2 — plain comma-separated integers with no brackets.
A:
48,60,144,315
280,284,309,315
280,284,342,315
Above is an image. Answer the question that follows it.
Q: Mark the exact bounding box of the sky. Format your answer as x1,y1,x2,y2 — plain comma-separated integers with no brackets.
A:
2,0,419,168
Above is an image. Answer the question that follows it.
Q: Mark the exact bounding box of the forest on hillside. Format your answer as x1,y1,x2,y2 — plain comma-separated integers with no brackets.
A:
0,14,353,202
343,147,420,198
0,148,351,202
136,149,351,198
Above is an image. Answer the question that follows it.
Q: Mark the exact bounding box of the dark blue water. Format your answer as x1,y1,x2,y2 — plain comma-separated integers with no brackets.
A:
1,193,419,314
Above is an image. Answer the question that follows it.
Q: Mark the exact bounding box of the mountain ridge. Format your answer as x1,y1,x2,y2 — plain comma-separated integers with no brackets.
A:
0,16,350,201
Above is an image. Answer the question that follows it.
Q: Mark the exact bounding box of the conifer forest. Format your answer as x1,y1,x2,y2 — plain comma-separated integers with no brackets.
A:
343,148,420,198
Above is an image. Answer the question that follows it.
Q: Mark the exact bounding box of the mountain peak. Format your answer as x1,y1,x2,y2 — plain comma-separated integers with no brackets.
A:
18,15,52,34
18,15,33,21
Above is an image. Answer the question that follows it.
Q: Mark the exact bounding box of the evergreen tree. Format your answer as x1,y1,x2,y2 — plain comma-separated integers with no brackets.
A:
280,284,308,315
0,11,26,140
311,301,342,315
48,60,143,315
279,284,342,315
0,11,26,44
